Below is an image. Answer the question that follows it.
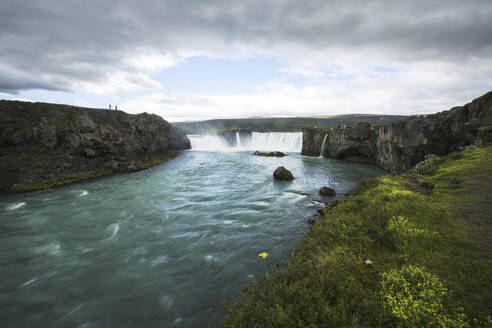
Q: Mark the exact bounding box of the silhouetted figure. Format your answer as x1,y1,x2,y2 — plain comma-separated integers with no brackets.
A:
115,105,118,110
109,104,111,109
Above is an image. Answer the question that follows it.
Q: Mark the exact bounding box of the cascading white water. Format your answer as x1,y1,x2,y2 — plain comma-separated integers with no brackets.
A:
319,133,328,157
189,132,303,152
236,132,242,148
248,132,302,152
188,134,229,151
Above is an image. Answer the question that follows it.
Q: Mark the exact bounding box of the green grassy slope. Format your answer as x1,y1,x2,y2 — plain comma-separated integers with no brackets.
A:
222,145,492,327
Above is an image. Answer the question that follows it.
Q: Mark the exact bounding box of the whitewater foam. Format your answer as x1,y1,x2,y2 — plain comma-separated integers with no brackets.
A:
319,133,328,157
6,202,26,210
108,223,120,240
189,132,302,152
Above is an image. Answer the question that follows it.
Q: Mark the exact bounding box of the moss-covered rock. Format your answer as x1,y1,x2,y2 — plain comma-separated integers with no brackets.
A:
253,151,285,157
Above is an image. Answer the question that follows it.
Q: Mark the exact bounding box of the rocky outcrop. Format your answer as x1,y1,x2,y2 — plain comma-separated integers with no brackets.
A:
273,167,294,181
0,101,191,192
253,151,285,157
302,91,492,173
319,187,336,196
301,128,329,156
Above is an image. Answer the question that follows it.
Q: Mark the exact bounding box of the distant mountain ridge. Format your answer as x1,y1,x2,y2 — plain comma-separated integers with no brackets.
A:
174,114,407,134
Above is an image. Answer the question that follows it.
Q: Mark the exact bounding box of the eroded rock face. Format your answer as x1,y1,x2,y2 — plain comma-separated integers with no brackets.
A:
301,128,329,156
302,91,492,173
273,166,294,181
0,101,191,191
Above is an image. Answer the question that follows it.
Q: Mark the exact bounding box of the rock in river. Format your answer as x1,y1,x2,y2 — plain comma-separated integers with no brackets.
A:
273,166,294,181
319,186,336,196
253,151,285,157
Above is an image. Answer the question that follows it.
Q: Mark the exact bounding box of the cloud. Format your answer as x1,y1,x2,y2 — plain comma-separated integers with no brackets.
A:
122,57,492,121
1,0,491,116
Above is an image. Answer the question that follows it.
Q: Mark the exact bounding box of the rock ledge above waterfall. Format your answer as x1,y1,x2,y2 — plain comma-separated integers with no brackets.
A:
0,100,190,192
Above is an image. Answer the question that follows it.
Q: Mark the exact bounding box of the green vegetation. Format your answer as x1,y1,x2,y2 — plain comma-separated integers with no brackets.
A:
478,125,492,144
217,128,252,134
134,151,178,170
9,151,178,192
222,145,492,327
175,115,406,134
8,169,114,192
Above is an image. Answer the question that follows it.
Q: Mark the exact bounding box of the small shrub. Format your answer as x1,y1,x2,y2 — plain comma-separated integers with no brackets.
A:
382,188,420,202
387,216,439,256
379,265,468,328
387,216,438,239
414,154,440,174
477,125,492,144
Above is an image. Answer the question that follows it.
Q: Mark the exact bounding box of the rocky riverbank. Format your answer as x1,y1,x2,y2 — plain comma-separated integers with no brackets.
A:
302,91,492,173
0,101,190,192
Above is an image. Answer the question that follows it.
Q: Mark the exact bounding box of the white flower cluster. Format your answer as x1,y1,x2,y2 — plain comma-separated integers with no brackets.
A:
414,154,440,173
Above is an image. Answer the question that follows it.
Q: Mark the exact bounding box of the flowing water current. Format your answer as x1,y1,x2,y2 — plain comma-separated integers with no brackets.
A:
0,133,384,327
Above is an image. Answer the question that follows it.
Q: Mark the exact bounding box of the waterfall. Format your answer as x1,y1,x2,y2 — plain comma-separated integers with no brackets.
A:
189,132,303,152
188,134,229,151
249,132,302,152
236,132,242,148
319,133,328,157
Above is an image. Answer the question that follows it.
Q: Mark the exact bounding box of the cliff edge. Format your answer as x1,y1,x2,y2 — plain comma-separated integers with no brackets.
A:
0,101,191,192
302,91,492,173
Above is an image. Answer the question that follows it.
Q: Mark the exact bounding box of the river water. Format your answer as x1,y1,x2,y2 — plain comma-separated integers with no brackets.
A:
0,133,384,327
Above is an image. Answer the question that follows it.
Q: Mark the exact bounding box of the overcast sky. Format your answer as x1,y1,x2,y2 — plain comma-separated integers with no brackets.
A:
1,0,491,121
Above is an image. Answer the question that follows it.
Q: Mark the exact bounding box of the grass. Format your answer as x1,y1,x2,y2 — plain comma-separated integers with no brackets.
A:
175,115,405,134
222,145,492,327
8,169,115,192
8,151,178,192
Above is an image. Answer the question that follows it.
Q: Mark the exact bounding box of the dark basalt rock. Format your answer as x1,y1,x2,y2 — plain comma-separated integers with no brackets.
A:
0,100,191,192
301,91,492,173
273,166,294,181
253,151,285,157
319,187,336,196
307,217,317,225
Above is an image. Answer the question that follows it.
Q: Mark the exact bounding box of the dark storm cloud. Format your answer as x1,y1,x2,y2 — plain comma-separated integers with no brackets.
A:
1,0,491,93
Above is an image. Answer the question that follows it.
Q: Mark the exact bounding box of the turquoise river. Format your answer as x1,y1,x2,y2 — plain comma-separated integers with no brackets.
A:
0,133,384,327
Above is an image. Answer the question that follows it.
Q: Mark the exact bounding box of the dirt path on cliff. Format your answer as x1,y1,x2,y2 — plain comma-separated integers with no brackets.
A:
459,173,492,251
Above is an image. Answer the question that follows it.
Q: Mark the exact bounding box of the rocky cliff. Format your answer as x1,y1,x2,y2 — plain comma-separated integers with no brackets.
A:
0,101,191,192
302,91,492,173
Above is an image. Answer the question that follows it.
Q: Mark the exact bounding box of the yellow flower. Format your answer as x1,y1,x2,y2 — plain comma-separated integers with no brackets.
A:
258,252,268,259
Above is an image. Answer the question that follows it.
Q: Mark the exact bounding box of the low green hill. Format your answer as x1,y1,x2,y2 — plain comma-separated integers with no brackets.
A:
174,114,406,134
